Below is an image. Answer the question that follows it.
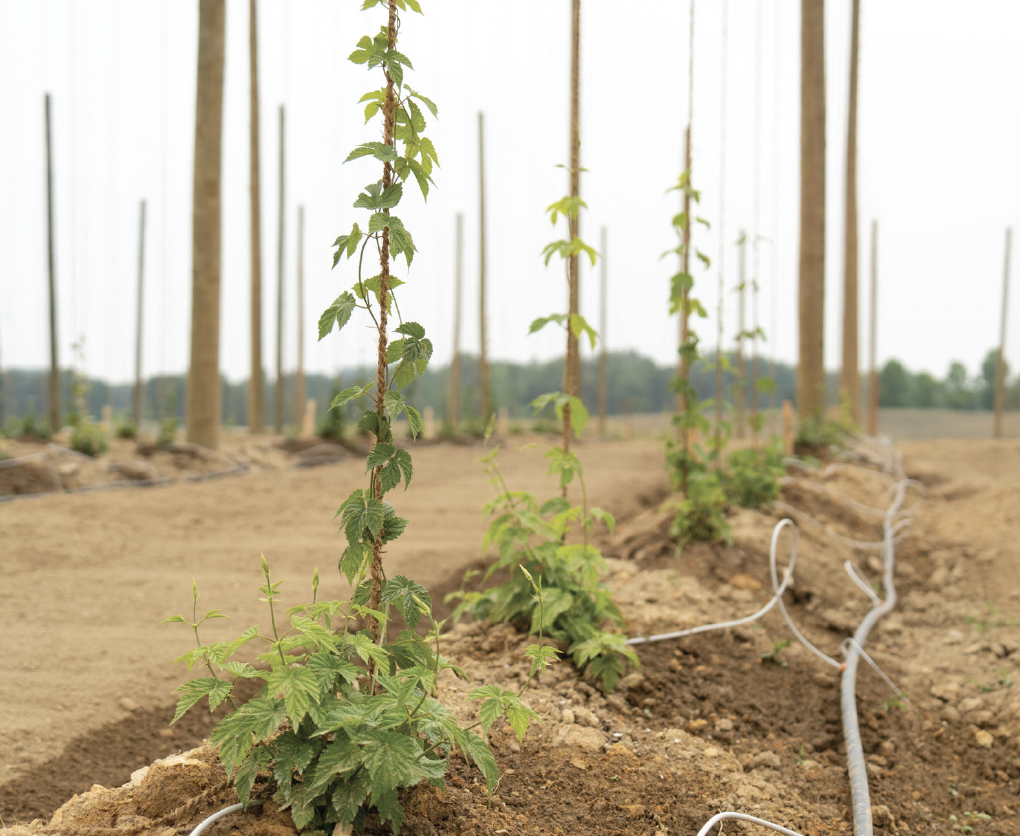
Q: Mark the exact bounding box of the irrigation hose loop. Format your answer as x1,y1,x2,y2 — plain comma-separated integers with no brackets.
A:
768,521,841,669
840,638,908,703
624,518,799,647
844,561,881,606
189,800,264,836
889,518,913,538
695,811,806,836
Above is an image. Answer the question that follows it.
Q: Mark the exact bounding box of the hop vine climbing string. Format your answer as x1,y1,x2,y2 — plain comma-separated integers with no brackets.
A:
166,4,556,833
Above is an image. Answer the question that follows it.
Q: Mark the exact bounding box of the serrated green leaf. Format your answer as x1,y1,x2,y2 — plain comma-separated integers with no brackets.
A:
404,157,434,201
506,700,540,742
460,729,498,793
381,507,409,544
529,313,568,335
338,491,388,545
385,339,404,364
308,653,361,689
567,395,589,436
405,405,423,438
531,587,574,633
395,321,425,339
212,696,287,772
234,751,263,804
366,442,397,470
270,730,320,790
263,665,320,724
357,731,425,793
331,769,371,828
374,787,405,835
220,661,259,679
405,85,437,117
291,615,338,652
568,313,598,349
306,738,363,796
171,677,230,724
383,390,405,419
161,614,187,624
380,575,431,629
331,385,370,410
350,631,390,666
318,292,357,341
340,542,371,585
345,142,399,165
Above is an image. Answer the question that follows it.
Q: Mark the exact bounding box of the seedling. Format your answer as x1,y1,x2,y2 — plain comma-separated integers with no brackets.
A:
450,182,636,693
951,811,992,834
880,693,909,712
165,4,548,832
662,172,782,544
760,638,792,668
965,602,1017,635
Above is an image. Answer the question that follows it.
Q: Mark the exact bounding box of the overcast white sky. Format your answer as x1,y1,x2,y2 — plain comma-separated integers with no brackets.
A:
1,0,1019,386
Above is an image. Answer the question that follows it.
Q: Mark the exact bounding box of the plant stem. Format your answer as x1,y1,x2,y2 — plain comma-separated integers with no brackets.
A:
367,0,399,671
562,0,582,486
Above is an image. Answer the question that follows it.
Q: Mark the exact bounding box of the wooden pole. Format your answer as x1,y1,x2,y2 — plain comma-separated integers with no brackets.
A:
448,213,463,429
751,0,761,444
248,0,264,435
45,93,60,432
563,0,582,460
993,227,1012,439
133,199,147,428
782,399,794,454
676,0,695,492
0,317,4,427
295,204,305,426
769,1,781,435
868,219,879,436
185,0,225,450
736,231,747,439
275,104,285,432
714,0,728,467
841,0,861,423
798,0,826,419
477,112,490,423
598,226,608,436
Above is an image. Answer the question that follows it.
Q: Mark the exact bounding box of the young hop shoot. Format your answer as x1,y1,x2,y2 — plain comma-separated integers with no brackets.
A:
165,4,551,833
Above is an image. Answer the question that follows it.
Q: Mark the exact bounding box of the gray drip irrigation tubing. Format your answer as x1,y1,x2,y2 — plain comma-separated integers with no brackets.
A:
624,441,912,836
0,460,249,504
189,800,264,836
186,442,910,836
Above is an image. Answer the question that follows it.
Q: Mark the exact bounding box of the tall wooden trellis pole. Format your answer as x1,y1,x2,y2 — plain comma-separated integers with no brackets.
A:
274,104,285,433
448,213,463,429
45,93,60,432
477,112,490,423
248,0,264,434
133,200,147,428
993,228,1012,439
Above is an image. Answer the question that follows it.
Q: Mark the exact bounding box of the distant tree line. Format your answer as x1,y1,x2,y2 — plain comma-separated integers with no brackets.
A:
878,349,1018,410
1,348,1015,432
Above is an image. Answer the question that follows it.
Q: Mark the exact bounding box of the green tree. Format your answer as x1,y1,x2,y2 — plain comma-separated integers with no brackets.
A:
981,348,1004,410
910,371,941,408
878,359,908,407
945,361,976,409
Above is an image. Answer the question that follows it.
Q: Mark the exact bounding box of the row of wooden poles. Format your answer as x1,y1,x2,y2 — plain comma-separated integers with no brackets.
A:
10,1,1016,445
15,93,307,436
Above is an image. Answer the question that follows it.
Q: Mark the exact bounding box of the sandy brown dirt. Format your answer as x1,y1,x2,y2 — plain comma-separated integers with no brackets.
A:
2,436,1020,836
0,435,665,786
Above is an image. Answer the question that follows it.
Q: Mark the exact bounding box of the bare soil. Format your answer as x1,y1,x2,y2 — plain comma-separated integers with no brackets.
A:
1,435,1019,836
